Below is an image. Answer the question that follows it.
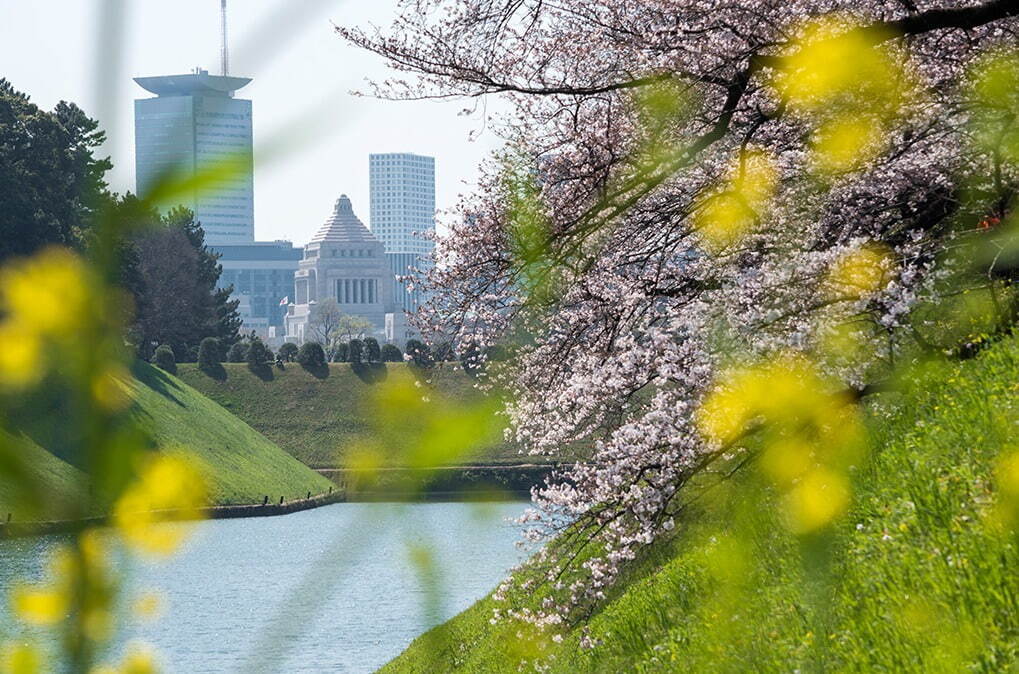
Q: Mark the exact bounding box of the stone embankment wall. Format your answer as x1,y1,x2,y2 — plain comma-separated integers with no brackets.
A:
318,463,570,500
0,489,346,540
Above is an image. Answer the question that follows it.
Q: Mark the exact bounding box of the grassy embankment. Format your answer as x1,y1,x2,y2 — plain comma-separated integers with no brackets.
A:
0,363,332,519
384,335,1019,671
176,362,534,468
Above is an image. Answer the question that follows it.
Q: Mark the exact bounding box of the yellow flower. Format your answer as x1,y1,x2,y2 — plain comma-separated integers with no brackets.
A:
696,384,751,446
997,449,1019,500
783,468,851,534
776,18,898,112
92,364,133,412
0,324,42,390
992,449,1019,526
1,248,92,338
813,116,885,174
11,586,68,626
133,593,163,621
828,244,894,299
114,453,207,558
0,642,43,674
119,643,160,674
695,149,778,252
759,438,815,488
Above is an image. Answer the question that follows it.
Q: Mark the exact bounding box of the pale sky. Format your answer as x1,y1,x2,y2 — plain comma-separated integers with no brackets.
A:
0,0,503,244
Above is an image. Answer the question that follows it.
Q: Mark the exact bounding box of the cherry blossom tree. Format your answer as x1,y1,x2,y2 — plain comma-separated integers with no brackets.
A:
341,0,1019,627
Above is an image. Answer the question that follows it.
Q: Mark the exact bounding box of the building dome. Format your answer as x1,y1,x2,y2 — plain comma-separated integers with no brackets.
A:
308,195,376,244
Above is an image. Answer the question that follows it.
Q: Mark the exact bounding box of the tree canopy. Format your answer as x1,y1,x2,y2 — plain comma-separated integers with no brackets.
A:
120,199,241,357
345,0,1019,625
0,79,111,262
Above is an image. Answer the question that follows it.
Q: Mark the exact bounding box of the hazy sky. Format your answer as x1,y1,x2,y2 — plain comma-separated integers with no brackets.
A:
0,0,503,244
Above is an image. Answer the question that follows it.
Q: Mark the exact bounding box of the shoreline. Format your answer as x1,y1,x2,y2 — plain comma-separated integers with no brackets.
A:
0,489,346,540
0,462,562,540
316,462,567,500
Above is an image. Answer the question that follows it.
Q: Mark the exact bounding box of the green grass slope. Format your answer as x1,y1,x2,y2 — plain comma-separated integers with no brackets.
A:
0,363,332,518
384,336,1019,672
128,363,333,505
176,362,526,468
0,436,87,520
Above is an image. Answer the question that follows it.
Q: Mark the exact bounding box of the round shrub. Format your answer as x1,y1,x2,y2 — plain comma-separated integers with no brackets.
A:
227,341,248,363
348,338,364,365
364,337,381,363
278,342,298,362
332,342,349,363
380,343,402,362
405,339,434,368
297,341,327,370
247,338,271,367
198,337,221,370
153,344,176,374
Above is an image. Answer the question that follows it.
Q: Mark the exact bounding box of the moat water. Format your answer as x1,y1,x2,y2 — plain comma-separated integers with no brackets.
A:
0,501,530,672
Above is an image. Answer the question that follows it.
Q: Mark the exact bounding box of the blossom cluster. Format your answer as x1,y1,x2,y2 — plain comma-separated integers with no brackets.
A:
341,0,1019,635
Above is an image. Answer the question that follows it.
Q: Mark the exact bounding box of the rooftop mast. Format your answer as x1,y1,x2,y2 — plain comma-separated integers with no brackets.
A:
220,0,229,76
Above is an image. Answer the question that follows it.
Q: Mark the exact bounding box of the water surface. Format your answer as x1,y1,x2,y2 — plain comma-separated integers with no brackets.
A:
0,501,529,672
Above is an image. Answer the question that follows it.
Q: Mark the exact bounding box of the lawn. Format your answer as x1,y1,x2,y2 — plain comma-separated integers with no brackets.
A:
383,336,1019,672
0,362,332,519
176,362,534,468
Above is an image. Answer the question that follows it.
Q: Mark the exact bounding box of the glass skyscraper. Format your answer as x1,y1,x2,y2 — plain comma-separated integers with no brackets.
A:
134,69,254,246
368,153,436,315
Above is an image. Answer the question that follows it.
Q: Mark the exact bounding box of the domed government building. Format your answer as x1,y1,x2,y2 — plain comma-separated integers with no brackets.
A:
285,195,406,345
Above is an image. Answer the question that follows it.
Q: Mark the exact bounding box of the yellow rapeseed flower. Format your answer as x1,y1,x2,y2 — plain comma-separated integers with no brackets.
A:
91,364,134,413
992,449,1019,527
0,642,43,674
11,586,68,626
696,384,751,446
0,324,42,390
813,116,885,174
114,453,207,558
783,468,851,534
133,593,163,622
1,248,92,338
777,18,898,112
119,643,160,674
695,150,778,252
828,244,894,299
759,438,815,488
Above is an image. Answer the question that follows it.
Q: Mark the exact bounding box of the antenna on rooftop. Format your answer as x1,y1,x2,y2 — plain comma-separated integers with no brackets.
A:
219,0,229,76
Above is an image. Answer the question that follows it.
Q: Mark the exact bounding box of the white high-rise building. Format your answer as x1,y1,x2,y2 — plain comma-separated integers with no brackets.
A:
134,69,254,246
368,153,436,324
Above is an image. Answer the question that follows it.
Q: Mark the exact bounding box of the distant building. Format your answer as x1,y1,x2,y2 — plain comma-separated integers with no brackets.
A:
368,153,436,331
285,196,402,345
216,241,302,342
134,69,254,246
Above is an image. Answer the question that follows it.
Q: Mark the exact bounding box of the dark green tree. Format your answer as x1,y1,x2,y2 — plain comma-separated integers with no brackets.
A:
405,339,434,368
227,342,248,363
278,343,298,362
363,337,381,363
198,337,221,371
125,201,241,358
246,337,271,368
332,342,349,363
380,343,403,362
297,342,327,370
348,339,364,366
153,344,176,374
0,80,111,262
